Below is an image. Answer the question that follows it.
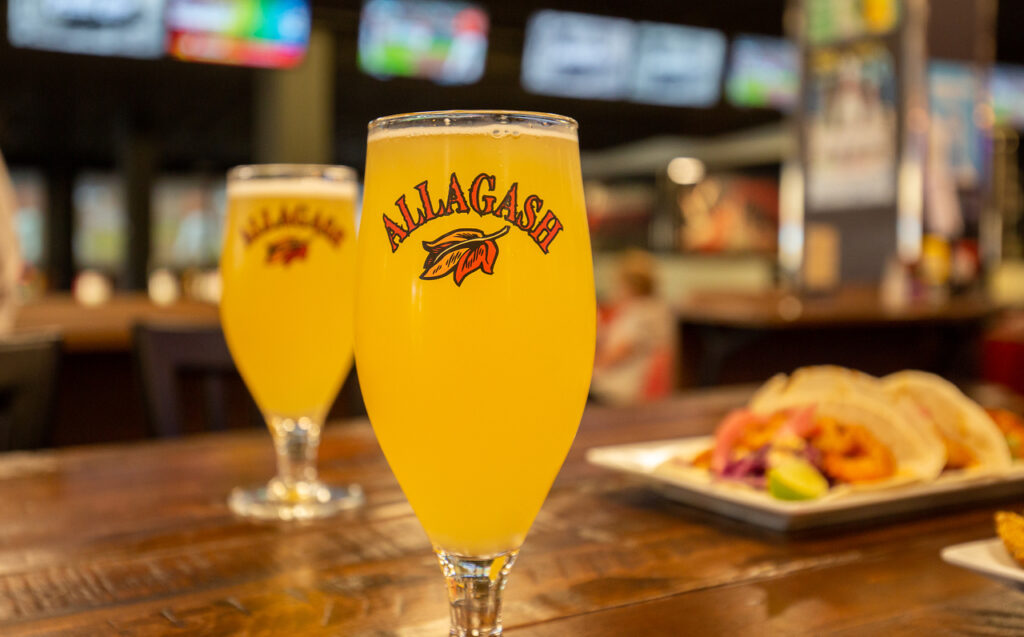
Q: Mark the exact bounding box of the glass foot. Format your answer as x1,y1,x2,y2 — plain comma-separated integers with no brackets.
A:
437,549,519,637
228,478,364,521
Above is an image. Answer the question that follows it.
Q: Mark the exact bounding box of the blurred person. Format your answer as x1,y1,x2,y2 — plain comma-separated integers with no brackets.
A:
0,151,20,336
592,250,676,405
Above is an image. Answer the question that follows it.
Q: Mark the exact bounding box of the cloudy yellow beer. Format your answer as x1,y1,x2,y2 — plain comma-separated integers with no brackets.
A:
356,113,595,558
221,176,357,421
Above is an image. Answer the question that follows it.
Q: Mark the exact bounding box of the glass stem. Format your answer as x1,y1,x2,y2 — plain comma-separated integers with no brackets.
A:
269,416,322,496
437,549,519,637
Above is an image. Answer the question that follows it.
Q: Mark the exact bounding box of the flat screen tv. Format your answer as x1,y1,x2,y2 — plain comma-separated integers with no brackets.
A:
521,10,635,100
166,0,311,68
9,169,48,268
992,64,1024,129
73,172,127,271
359,0,489,85
151,175,227,268
725,35,798,110
8,0,167,58
631,22,726,107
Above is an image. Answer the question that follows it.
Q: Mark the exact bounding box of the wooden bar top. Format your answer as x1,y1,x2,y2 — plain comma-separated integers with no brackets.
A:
13,294,220,352
1,386,1021,635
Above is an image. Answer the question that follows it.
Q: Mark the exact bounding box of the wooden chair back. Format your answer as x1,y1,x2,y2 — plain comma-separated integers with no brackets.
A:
133,323,262,437
0,333,61,450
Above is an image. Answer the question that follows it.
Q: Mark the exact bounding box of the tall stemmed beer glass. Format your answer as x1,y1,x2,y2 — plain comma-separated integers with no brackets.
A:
355,112,595,635
220,164,363,520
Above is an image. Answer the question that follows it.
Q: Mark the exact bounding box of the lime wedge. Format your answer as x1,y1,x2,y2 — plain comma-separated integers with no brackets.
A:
767,459,829,501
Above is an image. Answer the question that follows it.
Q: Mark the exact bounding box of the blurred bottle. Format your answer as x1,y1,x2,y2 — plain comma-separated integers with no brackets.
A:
919,234,952,304
0,151,20,335
880,256,913,310
949,238,980,294
802,223,840,294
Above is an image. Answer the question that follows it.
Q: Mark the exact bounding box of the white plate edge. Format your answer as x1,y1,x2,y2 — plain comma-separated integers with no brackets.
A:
586,436,1024,518
941,537,1024,583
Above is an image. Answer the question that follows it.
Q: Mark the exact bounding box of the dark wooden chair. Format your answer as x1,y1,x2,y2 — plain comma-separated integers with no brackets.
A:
0,333,62,451
133,324,263,438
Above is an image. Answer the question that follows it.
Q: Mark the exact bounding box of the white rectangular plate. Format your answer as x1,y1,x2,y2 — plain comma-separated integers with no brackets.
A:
942,538,1024,590
586,436,1024,531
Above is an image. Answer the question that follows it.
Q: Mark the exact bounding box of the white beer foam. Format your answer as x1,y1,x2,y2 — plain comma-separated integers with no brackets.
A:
368,122,578,143
227,178,357,199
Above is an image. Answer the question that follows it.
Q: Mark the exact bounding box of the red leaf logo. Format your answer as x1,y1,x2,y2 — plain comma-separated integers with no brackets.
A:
265,237,309,265
420,226,509,286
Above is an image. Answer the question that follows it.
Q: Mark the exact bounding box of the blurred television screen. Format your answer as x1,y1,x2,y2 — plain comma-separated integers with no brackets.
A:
358,0,489,85
166,0,311,68
7,0,167,58
521,10,635,100
151,176,226,268
631,22,726,107
726,35,798,110
73,172,127,272
929,61,983,190
992,64,1024,129
9,169,48,268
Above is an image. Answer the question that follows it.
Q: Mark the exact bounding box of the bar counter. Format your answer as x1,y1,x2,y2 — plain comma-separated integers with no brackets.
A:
676,288,1000,386
14,294,219,352
1,385,1022,635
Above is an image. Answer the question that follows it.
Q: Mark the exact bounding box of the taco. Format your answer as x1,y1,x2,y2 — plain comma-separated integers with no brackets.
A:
752,368,944,482
685,368,946,498
882,370,1012,473
987,408,1024,460
749,365,891,408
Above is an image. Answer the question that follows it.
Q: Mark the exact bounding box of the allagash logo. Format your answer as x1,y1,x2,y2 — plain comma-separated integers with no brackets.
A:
240,203,344,266
266,237,309,265
420,226,509,286
382,173,564,258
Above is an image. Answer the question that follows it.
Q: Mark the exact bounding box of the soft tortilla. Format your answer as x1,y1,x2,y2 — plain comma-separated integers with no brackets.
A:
749,367,946,483
750,365,891,407
882,370,1011,474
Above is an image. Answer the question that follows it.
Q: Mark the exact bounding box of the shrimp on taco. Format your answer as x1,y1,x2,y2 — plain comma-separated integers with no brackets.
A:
684,367,946,499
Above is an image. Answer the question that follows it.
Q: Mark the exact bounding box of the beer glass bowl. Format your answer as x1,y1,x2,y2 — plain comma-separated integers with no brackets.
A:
355,112,595,635
220,164,363,521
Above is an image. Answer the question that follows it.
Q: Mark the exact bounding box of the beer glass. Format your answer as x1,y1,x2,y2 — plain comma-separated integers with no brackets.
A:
355,112,595,635
220,164,362,520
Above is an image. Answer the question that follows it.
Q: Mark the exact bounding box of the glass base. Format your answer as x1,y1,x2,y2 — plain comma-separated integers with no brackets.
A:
437,549,519,637
228,478,364,521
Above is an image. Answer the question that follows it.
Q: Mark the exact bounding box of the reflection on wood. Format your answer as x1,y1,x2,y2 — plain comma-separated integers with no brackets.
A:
0,385,1020,635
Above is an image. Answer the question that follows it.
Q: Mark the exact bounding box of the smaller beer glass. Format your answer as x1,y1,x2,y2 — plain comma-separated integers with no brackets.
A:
220,164,362,520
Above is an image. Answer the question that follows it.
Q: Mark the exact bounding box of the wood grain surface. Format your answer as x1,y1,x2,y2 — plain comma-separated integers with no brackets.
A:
0,385,1020,636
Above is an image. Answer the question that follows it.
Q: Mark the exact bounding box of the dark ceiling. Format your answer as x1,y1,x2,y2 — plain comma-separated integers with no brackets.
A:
0,0,787,171
321,0,788,165
1,0,1021,172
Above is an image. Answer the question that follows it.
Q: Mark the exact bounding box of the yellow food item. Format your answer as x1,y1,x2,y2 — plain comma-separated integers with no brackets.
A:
811,417,896,484
691,448,712,470
996,511,1024,567
939,433,977,470
988,408,1024,460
